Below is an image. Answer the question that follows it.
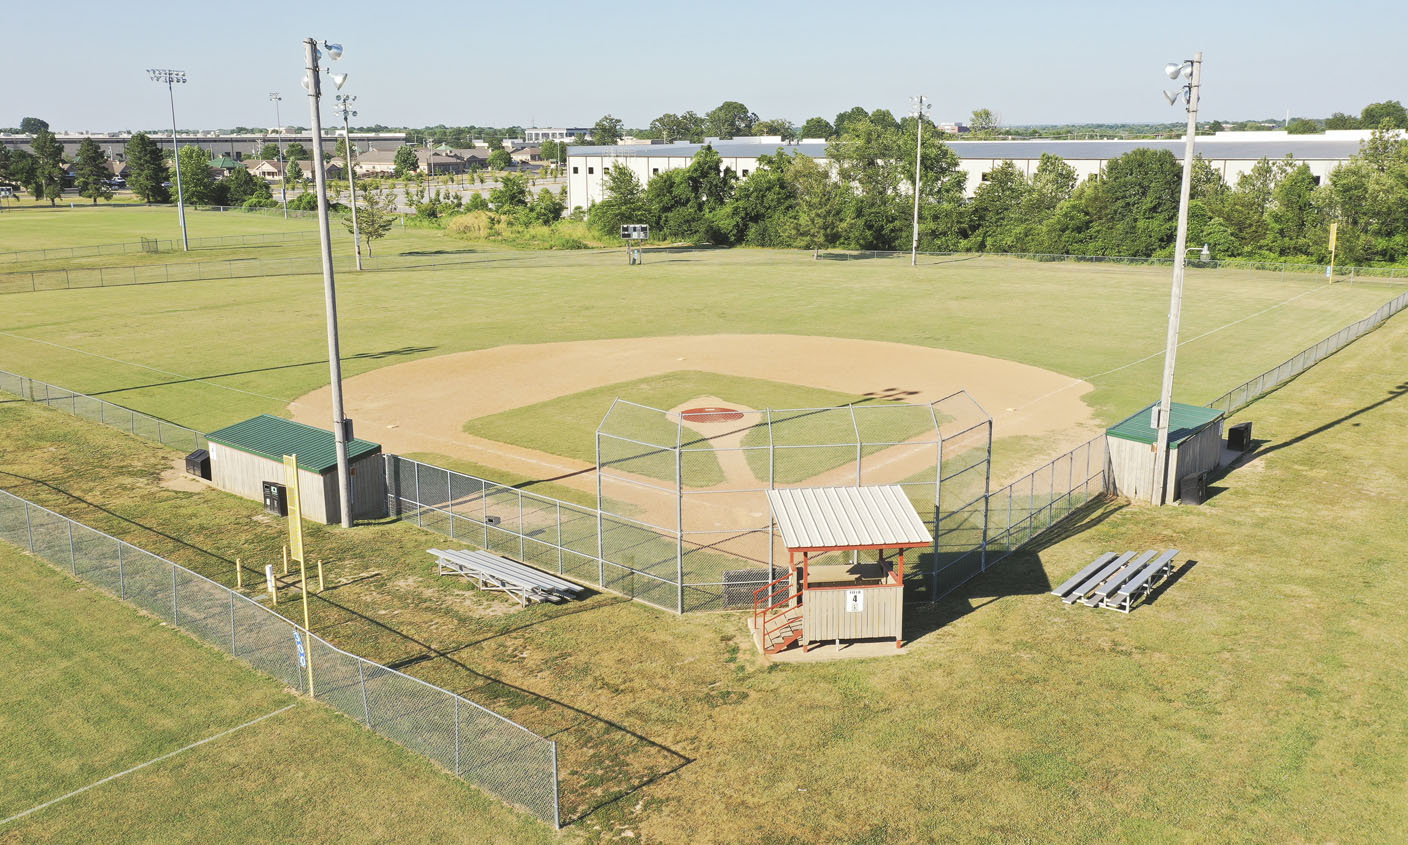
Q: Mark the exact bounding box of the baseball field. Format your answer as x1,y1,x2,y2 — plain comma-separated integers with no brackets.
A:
2,206,1406,841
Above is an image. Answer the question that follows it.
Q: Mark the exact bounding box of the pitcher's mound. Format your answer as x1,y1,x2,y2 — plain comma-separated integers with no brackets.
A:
680,407,744,423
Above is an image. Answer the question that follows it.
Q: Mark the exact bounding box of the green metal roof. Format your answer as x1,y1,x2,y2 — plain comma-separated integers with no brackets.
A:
1106,402,1224,447
207,414,380,474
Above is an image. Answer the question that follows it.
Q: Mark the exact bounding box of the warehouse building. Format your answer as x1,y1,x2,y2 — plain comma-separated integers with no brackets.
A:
565,130,1372,210
206,415,386,524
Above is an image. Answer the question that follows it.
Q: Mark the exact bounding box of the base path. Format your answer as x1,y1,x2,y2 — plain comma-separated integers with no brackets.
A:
289,334,1098,491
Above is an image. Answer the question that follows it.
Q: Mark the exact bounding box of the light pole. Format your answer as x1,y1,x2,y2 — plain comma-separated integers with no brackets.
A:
147,69,189,251
303,37,354,528
269,93,289,220
335,94,363,270
910,95,930,267
1151,51,1203,506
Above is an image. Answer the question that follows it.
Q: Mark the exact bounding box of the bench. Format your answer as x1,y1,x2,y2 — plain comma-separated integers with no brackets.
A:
1061,551,1136,605
1081,550,1156,607
1052,552,1116,599
429,548,585,606
1105,549,1179,613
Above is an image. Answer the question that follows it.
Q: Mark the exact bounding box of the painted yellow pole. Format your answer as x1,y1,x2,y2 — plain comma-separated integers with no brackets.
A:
317,559,324,592
282,543,289,575
300,555,314,697
1328,221,1339,281
235,557,243,589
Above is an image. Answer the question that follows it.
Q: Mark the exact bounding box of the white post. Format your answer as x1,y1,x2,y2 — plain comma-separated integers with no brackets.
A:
1151,52,1202,506
163,77,189,251
271,94,288,220
305,37,354,528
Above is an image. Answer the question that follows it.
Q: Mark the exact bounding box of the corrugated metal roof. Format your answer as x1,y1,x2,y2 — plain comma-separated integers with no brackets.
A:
206,414,381,474
1106,402,1224,447
567,137,1363,162
767,486,932,551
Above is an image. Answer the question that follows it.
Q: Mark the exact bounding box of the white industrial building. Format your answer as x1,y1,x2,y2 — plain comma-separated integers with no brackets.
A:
566,130,1373,210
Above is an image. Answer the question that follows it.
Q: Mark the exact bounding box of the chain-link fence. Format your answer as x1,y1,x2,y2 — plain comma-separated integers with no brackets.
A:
0,488,560,827
384,455,605,594
0,369,206,454
0,229,322,264
1206,289,1408,416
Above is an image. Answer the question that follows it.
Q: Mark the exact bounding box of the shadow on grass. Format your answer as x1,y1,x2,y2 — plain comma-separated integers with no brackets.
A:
0,469,690,827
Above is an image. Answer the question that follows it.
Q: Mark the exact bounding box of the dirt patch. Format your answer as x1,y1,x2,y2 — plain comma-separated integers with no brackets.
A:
288,334,1098,490
158,456,209,493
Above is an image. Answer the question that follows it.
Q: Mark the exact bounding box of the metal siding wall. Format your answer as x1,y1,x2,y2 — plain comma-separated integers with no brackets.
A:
210,445,285,505
350,452,388,519
1106,436,1156,501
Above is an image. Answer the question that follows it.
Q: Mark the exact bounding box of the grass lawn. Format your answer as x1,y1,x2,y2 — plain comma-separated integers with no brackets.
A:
2,302,1405,841
0,544,551,844
0,204,319,251
0,210,1400,489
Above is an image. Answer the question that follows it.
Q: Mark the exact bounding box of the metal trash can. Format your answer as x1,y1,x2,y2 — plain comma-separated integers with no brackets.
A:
1227,422,1253,452
262,481,288,517
184,448,210,480
1179,472,1208,506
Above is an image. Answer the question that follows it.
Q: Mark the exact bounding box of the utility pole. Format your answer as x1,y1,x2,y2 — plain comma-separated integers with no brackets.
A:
270,93,288,220
1151,52,1203,506
910,95,930,267
304,37,354,528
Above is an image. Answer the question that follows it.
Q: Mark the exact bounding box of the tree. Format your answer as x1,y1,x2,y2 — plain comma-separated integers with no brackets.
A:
526,187,566,226
342,186,396,256
1286,118,1321,134
286,159,304,183
333,136,358,162
964,161,1029,251
258,142,282,160
19,117,49,135
1325,112,1360,130
489,174,529,210
753,118,796,141
649,113,690,143
970,108,1000,135
711,152,797,246
284,142,309,161
393,145,419,177
125,133,170,203
705,101,757,138
488,148,511,170
833,106,869,138
74,138,113,204
5,149,38,200
1360,100,1408,130
1265,164,1322,256
798,117,834,139
223,165,266,205
175,145,216,205
592,115,624,145
589,163,647,235
30,128,65,205
786,153,843,255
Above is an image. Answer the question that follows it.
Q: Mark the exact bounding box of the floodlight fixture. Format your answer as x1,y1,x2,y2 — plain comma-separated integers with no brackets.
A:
1165,62,1184,79
324,42,343,60
147,67,190,250
1163,89,1182,106
330,72,348,90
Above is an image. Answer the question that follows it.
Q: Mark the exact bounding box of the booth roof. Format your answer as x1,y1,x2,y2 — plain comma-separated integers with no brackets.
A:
207,414,381,474
767,486,932,551
1106,402,1224,448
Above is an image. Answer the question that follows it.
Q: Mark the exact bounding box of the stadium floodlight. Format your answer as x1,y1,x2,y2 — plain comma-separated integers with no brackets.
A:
269,93,288,220
1163,90,1182,106
334,93,363,271
909,94,931,267
329,72,349,90
147,68,189,251
304,36,354,528
1150,51,1204,506
324,41,343,60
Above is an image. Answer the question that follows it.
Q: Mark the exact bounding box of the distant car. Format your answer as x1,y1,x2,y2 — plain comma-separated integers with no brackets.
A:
161,181,172,188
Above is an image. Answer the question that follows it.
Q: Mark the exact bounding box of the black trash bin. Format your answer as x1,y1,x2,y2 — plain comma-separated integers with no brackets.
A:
184,448,210,480
1180,472,1208,505
262,481,288,516
1227,421,1253,451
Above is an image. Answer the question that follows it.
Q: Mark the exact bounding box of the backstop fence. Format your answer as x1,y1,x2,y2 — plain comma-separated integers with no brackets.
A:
0,488,561,827
0,369,206,454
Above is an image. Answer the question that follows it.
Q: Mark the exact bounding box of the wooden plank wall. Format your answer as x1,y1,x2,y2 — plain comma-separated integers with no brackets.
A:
803,585,902,644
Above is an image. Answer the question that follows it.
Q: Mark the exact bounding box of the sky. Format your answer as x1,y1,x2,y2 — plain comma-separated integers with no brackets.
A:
2,0,1402,133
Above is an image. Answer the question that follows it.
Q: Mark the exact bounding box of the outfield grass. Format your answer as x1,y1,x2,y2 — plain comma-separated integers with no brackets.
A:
0,208,1400,489
0,205,318,251
3,303,1406,841
0,544,551,844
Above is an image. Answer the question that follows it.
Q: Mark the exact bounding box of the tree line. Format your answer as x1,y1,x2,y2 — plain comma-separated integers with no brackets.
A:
586,114,1408,266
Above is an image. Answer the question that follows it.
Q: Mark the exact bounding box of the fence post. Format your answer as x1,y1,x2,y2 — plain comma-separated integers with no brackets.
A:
24,501,35,552
67,521,76,574
229,592,238,654
551,742,561,830
358,661,371,726
556,502,563,574
454,697,461,776
519,492,525,563
118,543,126,599
171,563,179,622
